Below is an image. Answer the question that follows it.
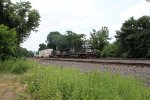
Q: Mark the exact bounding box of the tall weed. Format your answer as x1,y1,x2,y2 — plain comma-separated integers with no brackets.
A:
0,59,37,74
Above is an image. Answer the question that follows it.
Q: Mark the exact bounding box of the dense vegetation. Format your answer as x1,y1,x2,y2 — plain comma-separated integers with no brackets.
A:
116,16,150,58
0,0,40,60
0,59,35,74
39,31,86,51
0,25,17,60
0,0,40,44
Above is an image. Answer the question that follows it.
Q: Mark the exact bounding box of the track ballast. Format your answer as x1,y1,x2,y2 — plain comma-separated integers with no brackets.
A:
41,58,150,67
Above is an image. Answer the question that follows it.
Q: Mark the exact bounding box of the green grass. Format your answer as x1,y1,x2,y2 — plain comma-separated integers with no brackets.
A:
0,59,37,74
22,64,150,100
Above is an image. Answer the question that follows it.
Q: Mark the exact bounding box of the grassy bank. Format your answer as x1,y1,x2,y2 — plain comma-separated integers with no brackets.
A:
0,59,150,100
0,59,38,99
22,61,150,100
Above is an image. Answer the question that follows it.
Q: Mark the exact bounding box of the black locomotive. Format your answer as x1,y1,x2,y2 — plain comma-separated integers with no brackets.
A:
51,44,94,58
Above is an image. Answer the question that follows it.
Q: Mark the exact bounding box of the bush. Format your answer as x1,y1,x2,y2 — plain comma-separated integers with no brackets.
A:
0,60,15,72
101,43,120,58
93,49,101,58
0,24,17,61
11,60,30,74
0,59,36,74
22,65,150,100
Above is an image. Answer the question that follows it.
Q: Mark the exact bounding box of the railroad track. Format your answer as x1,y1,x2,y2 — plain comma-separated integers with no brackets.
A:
41,58,150,67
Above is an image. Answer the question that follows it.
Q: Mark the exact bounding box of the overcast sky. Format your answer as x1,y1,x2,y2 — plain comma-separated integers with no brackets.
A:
11,0,150,51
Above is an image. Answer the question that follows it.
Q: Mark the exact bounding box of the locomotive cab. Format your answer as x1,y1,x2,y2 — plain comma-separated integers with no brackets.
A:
81,44,93,53
81,44,95,58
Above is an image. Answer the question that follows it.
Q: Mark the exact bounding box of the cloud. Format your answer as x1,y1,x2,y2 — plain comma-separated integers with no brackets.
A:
120,1,150,21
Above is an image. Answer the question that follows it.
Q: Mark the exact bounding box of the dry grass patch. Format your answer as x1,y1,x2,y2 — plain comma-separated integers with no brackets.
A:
0,73,27,100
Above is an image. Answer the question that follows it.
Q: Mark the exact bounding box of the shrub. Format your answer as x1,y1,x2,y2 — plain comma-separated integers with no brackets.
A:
93,49,101,58
11,60,29,74
0,25,17,61
0,59,37,74
101,43,120,58
0,60,15,72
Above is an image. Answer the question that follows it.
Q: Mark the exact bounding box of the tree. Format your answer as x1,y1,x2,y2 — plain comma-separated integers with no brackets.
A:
15,47,34,57
90,26,110,51
46,31,85,50
0,0,40,44
0,25,17,60
47,31,60,49
116,16,150,58
47,31,67,50
38,43,47,51
66,31,85,49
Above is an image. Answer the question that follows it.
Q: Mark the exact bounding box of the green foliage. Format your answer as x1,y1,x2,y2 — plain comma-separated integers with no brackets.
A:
11,60,30,74
15,47,34,58
0,0,40,60
116,16,150,58
90,26,110,51
22,64,150,100
38,43,47,51
47,31,67,50
101,43,120,58
0,0,40,44
0,59,14,71
93,49,101,58
46,31,85,50
0,59,36,74
0,24,17,60
66,31,85,49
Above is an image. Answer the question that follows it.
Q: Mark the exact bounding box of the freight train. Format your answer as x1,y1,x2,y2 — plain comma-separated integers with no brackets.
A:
35,44,95,58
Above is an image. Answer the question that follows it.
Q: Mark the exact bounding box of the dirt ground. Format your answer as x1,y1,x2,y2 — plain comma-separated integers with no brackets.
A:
0,73,27,100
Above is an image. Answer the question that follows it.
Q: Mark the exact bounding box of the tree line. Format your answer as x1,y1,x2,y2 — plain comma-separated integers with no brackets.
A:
39,16,150,58
39,31,86,51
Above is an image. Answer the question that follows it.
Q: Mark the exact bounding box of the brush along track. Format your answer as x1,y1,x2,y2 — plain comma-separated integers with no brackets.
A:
39,58,150,86
41,58,150,67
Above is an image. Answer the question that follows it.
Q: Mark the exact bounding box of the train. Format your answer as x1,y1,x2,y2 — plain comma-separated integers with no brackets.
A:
35,44,95,58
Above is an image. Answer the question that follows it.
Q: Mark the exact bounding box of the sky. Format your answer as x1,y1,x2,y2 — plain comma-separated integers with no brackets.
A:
11,0,150,51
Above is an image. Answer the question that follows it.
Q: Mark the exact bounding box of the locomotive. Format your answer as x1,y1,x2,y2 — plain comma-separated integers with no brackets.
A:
36,44,95,58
